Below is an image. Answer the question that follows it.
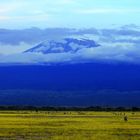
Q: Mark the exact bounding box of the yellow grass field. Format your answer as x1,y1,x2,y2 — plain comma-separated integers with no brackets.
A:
0,111,140,140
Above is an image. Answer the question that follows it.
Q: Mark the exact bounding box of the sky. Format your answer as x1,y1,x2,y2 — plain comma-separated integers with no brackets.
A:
0,0,140,29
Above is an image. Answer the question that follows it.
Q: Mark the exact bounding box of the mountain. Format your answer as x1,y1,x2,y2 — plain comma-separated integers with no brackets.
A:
0,31,140,106
0,63,140,106
24,38,100,54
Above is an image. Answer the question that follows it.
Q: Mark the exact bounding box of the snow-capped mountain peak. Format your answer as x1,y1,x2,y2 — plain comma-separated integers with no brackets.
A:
24,38,100,54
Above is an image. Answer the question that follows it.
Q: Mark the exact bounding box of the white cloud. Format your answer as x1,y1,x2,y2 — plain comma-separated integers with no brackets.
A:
0,52,75,64
56,0,76,5
1,42,140,64
0,3,18,14
0,26,140,64
76,8,140,14
0,16,10,20
0,42,31,54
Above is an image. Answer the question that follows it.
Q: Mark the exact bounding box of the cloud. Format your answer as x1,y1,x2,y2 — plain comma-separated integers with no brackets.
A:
0,2,18,14
0,41,140,64
0,16,10,20
0,52,75,64
56,0,76,5
0,26,140,64
0,2,20,21
76,8,140,14
0,42,31,54
77,43,140,63
9,14,49,22
0,0,140,28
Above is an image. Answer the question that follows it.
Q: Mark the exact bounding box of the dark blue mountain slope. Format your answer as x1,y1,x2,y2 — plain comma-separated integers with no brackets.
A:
0,63,140,106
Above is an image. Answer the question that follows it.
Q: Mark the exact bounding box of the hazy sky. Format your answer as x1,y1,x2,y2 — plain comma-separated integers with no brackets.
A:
0,0,140,29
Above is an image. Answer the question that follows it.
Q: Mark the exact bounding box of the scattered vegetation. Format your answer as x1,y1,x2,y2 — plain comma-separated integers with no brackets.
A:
0,106,140,111
0,110,139,139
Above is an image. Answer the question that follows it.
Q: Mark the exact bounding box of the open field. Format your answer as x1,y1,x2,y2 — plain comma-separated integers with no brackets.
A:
0,111,140,140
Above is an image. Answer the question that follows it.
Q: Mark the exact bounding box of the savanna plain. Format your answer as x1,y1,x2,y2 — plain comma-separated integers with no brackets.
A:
0,111,140,140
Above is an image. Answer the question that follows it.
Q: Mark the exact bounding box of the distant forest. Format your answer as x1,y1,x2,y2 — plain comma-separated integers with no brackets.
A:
0,106,140,112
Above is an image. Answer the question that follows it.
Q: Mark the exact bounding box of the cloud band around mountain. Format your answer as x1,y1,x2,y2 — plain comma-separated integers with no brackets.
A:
0,26,140,64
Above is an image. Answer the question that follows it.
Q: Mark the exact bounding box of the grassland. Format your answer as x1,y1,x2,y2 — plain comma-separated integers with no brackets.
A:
0,111,139,140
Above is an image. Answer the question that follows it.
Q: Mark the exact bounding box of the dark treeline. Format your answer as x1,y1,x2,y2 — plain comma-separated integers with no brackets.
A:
0,106,140,111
